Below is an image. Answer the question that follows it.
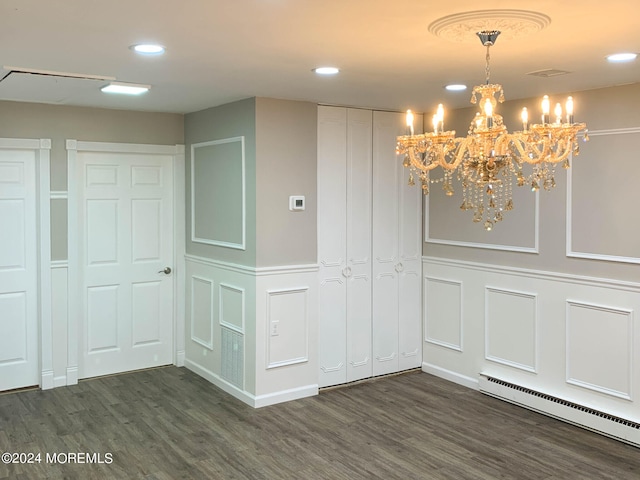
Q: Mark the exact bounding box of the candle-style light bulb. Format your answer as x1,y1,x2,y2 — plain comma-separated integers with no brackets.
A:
521,107,528,131
554,103,563,124
432,114,438,134
484,98,493,129
541,95,550,124
406,109,414,135
566,96,574,124
436,103,445,132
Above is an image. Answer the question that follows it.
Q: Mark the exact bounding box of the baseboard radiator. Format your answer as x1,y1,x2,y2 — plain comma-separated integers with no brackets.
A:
479,374,640,447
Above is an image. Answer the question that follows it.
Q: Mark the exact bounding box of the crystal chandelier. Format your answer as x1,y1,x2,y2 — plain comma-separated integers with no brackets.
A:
396,30,588,231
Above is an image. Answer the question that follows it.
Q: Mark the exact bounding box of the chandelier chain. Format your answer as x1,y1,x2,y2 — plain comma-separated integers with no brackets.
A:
485,44,491,85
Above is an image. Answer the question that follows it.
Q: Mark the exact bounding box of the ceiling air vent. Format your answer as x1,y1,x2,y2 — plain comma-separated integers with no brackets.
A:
527,68,572,78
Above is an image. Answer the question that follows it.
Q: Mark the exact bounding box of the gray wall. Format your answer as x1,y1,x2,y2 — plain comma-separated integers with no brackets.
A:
0,100,184,260
423,83,640,282
255,98,317,267
184,97,318,268
184,98,257,266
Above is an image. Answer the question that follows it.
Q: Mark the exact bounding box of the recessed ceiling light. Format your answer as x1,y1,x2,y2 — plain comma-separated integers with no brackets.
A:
101,82,150,95
445,84,467,91
606,52,637,63
130,44,166,55
313,67,340,75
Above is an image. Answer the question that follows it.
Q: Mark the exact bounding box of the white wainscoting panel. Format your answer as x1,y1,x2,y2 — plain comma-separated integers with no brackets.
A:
424,276,463,351
255,265,318,405
266,287,309,369
566,300,633,400
485,287,538,373
423,256,640,427
185,255,318,408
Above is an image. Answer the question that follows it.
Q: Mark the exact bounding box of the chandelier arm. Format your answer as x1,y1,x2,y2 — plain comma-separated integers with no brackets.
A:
549,137,574,164
440,151,463,170
408,147,440,172
440,138,467,170
510,136,532,162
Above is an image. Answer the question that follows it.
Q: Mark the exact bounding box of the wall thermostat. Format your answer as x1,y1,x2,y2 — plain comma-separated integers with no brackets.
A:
289,195,305,211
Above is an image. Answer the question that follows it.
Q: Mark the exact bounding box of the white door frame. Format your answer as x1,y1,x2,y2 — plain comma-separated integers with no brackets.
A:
66,140,185,385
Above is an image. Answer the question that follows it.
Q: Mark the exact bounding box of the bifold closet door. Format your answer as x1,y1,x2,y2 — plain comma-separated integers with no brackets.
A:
345,108,373,383
372,111,422,376
318,106,348,387
317,106,373,388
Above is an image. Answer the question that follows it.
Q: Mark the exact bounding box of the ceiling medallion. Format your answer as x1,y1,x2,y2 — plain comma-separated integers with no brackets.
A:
428,10,551,43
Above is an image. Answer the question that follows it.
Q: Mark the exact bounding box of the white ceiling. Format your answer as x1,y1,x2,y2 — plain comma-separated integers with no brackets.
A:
1,0,638,115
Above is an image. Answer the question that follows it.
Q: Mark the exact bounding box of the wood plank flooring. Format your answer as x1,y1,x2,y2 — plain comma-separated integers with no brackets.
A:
0,367,638,479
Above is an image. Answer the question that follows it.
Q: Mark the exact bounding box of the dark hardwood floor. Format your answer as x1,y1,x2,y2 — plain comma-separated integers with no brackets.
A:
0,367,638,479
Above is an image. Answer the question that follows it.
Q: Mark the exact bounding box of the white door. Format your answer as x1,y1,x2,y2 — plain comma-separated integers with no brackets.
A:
345,108,373,382
372,111,422,376
318,106,349,387
0,147,38,390
318,106,373,387
77,148,174,379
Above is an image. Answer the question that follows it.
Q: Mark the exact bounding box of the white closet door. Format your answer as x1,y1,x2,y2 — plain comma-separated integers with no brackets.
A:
372,111,423,375
372,111,401,375
318,106,348,387
398,149,423,371
0,147,38,391
345,108,373,382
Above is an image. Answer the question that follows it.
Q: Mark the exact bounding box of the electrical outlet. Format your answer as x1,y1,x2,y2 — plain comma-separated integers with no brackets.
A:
271,321,280,336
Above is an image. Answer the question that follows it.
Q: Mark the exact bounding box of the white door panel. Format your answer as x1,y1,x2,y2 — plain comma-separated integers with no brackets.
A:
318,106,349,386
346,109,373,381
318,276,347,387
0,149,38,390
78,151,173,379
372,111,423,375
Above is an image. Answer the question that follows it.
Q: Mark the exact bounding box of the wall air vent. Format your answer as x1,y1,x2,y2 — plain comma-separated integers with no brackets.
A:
527,68,572,78
479,374,640,447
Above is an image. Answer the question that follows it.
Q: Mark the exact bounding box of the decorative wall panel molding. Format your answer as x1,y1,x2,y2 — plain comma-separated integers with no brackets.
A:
566,300,634,400
190,275,214,350
424,276,463,351
191,137,246,250
219,283,245,332
425,192,539,254
485,287,538,373
567,127,640,264
266,287,309,369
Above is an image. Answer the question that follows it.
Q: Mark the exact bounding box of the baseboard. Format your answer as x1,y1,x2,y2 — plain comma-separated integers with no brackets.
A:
254,384,319,408
175,350,186,367
66,366,78,385
184,359,255,407
422,362,479,390
54,376,67,388
185,358,318,408
41,370,54,390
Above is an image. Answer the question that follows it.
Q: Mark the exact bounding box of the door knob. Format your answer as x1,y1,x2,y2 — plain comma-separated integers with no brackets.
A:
158,267,172,275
